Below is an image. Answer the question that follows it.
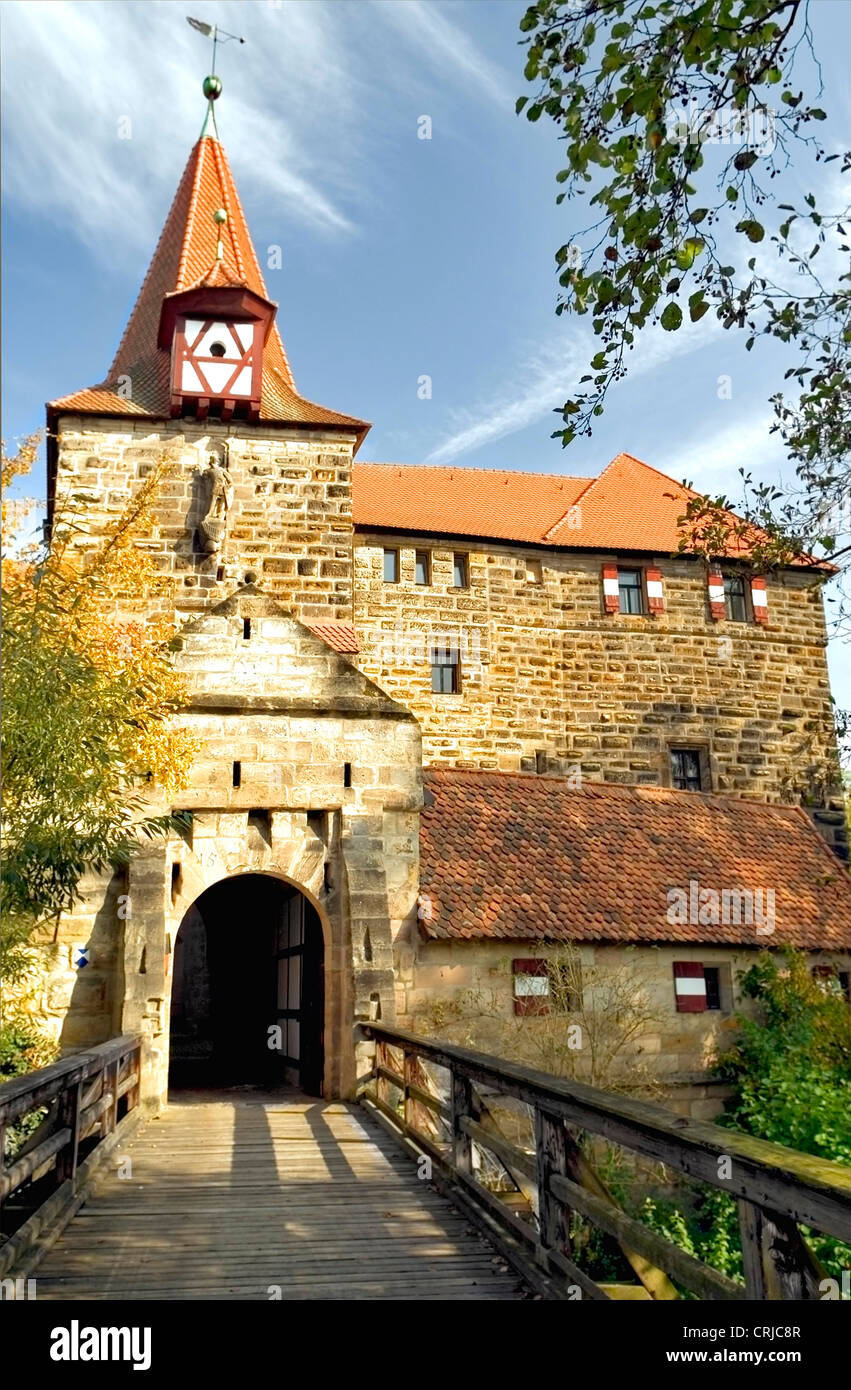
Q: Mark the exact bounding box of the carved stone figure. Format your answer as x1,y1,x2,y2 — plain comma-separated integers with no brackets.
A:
198,448,234,555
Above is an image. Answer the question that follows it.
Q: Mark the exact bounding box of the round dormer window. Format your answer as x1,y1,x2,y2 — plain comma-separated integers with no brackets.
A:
209,341,227,357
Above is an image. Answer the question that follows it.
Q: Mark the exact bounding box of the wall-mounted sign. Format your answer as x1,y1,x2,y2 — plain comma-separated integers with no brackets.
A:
72,945,90,970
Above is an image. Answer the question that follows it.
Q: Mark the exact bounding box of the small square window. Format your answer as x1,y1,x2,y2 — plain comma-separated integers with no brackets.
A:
415,550,430,586
618,568,643,614
452,553,468,588
430,644,460,693
724,574,748,622
526,558,543,585
383,548,399,583
670,748,703,792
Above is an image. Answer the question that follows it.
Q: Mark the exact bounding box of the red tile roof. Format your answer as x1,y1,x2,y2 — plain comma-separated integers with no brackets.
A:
352,463,589,544
419,769,851,949
49,132,368,444
306,620,359,654
353,455,822,564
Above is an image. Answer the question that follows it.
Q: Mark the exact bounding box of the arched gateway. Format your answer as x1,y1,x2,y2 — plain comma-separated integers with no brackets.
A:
169,874,325,1095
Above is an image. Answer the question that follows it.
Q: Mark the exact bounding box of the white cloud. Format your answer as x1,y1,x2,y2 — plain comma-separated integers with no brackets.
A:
425,316,722,465
653,414,787,496
373,0,511,109
1,0,504,264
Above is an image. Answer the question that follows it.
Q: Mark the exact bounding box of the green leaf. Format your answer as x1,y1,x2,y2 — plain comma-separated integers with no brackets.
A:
734,150,758,171
660,302,683,331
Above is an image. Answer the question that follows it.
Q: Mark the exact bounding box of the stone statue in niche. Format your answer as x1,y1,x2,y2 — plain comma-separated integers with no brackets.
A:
197,445,234,555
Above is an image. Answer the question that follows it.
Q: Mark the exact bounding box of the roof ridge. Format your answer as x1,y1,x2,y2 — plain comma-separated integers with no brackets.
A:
355,461,592,484
423,767,808,816
544,452,695,544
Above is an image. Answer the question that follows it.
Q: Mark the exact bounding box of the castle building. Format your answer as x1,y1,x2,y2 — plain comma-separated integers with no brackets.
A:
43,83,851,1115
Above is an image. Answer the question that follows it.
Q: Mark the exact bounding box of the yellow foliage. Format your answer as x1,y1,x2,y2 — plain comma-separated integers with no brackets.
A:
2,442,200,799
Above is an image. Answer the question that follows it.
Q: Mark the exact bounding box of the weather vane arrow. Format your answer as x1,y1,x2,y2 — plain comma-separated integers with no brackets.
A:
186,16,245,77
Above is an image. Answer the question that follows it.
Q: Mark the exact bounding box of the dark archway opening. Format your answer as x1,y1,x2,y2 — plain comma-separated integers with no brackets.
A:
169,874,324,1095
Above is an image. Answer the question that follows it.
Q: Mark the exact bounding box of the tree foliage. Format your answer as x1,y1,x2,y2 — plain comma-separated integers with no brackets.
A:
1,439,197,932
519,0,851,578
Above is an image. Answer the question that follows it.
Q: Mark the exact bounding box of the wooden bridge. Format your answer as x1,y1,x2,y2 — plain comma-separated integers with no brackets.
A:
2,1026,850,1301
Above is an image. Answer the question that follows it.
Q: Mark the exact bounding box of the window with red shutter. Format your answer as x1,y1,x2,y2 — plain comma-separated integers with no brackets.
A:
707,570,726,621
512,958,550,1015
751,575,768,625
673,962,707,1013
602,564,620,614
646,566,665,614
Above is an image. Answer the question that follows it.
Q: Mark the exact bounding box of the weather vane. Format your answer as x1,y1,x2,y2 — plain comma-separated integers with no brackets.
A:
186,16,245,78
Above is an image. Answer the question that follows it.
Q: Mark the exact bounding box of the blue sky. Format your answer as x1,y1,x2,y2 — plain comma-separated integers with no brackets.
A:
3,0,850,701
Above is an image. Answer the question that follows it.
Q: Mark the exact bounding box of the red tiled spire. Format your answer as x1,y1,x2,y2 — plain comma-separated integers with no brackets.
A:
50,118,368,444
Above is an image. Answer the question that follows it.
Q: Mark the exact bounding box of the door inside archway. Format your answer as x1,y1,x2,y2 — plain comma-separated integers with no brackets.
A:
169,874,324,1095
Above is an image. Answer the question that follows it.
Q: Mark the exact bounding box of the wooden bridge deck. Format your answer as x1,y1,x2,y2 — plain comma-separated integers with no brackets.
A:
32,1090,528,1301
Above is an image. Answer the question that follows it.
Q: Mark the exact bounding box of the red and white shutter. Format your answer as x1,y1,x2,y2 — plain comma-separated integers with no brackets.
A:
602,564,620,614
751,575,768,625
513,959,550,1016
646,567,665,614
707,569,726,622
673,962,707,1013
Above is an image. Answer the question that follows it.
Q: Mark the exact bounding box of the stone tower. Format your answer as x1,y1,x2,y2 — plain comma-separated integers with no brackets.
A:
45,80,421,1108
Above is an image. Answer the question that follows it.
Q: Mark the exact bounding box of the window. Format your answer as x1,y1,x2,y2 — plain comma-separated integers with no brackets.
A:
430,643,460,693
674,962,730,1013
704,967,721,1011
671,748,703,792
526,558,543,585
618,568,643,615
513,959,550,1016
513,958,579,1015
415,550,430,586
383,548,399,583
724,573,748,622
812,965,851,1003
452,553,468,588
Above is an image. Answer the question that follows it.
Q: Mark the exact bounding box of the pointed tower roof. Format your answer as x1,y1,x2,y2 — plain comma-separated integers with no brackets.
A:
49,89,369,447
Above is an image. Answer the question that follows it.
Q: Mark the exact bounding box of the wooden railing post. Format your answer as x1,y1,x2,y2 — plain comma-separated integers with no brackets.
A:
738,1200,825,1300
534,1106,569,1254
56,1078,82,1188
402,1048,412,1133
451,1067,473,1176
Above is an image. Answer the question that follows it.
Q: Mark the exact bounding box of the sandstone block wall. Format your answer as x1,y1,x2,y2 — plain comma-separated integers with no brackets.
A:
352,532,839,814
53,417,356,621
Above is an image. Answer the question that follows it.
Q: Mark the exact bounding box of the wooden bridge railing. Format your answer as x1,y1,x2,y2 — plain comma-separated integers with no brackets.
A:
358,1023,851,1302
0,1035,142,1278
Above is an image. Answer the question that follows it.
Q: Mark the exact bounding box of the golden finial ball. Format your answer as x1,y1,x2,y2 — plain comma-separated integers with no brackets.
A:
213,208,228,226
203,75,223,100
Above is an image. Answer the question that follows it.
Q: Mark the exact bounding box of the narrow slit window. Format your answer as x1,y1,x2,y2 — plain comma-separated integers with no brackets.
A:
343,762,352,788
415,550,430,586
383,548,399,583
243,617,251,640
232,761,242,788
452,553,468,588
